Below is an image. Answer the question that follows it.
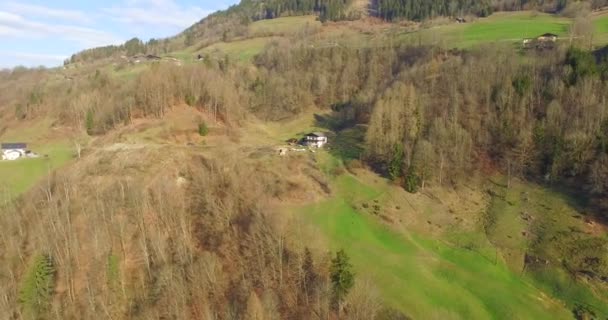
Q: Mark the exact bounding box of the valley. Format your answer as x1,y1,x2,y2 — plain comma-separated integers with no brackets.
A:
2,1,608,319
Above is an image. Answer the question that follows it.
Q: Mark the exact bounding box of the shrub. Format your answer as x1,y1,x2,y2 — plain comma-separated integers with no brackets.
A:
198,121,209,136
388,144,404,181
85,109,95,135
565,47,597,85
107,254,120,290
19,254,56,319
512,74,531,96
185,93,196,107
404,169,420,193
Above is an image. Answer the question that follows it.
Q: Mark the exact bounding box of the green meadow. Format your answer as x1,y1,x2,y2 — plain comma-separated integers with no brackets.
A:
296,151,608,319
0,143,73,197
249,15,320,36
389,12,571,48
199,37,277,62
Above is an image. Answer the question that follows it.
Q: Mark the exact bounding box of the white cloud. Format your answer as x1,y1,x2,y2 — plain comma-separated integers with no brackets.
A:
0,10,122,47
2,2,91,24
104,0,211,29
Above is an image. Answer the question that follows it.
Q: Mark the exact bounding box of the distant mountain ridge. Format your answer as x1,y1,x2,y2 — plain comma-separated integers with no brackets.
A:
68,0,608,64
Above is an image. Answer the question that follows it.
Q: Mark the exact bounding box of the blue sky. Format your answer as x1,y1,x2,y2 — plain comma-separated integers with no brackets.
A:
0,0,239,68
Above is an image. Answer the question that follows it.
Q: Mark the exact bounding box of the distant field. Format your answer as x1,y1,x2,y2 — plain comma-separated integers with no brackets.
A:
459,12,570,46
249,15,320,36
199,37,277,62
389,12,571,48
316,11,608,49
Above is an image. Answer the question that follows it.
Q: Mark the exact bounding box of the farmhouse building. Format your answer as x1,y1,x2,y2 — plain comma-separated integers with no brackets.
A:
1,143,27,161
537,33,558,42
304,132,328,148
523,33,559,50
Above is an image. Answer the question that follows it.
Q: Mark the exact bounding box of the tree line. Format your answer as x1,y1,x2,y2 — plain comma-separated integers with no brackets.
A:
247,0,356,21
375,0,494,21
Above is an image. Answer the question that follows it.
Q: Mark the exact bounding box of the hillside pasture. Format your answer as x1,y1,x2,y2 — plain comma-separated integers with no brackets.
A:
198,37,278,62
293,146,608,319
298,171,573,319
249,15,320,37
391,11,570,48
0,142,73,197
0,119,76,197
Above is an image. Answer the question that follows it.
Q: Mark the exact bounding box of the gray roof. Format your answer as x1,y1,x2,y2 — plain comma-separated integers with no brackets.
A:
1,143,27,149
307,132,326,137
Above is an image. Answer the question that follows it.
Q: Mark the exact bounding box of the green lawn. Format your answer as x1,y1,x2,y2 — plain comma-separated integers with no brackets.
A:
0,142,73,197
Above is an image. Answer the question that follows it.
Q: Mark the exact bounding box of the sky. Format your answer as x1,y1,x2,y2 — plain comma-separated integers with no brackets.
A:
0,0,239,69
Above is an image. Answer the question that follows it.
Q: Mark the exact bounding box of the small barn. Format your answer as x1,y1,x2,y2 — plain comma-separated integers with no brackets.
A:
304,132,328,148
1,143,27,161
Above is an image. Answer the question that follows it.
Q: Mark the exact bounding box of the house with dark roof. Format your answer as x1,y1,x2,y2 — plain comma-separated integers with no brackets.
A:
537,33,558,42
304,132,328,148
1,143,27,161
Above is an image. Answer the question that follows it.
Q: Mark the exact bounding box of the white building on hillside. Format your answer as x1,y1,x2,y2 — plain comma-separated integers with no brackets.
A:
1,143,28,161
304,132,328,148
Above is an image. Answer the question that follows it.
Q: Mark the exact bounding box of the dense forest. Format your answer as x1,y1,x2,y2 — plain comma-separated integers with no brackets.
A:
243,0,355,21
375,0,494,21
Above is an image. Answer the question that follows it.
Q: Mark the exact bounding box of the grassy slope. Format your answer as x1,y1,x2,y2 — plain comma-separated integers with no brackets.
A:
200,37,277,62
290,124,608,319
384,12,570,48
0,119,75,197
0,143,72,197
298,171,573,319
593,13,608,45
487,178,608,315
249,15,320,36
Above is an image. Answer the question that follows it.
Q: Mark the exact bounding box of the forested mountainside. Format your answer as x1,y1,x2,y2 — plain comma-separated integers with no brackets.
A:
3,1,608,319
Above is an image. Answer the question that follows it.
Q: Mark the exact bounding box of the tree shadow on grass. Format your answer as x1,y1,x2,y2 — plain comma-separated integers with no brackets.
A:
313,112,366,162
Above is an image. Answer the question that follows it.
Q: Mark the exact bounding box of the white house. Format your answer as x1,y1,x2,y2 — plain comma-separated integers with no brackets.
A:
1,143,27,161
305,132,328,148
